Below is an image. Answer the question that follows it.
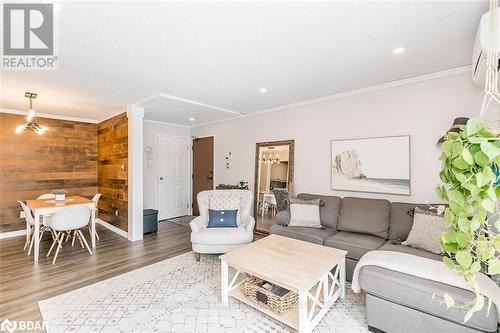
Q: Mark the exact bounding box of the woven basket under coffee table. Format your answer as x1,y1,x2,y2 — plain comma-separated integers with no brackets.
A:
220,234,347,333
244,276,298,315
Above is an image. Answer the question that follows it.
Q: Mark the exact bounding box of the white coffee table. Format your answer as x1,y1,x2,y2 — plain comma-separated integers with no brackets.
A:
220,234,347,333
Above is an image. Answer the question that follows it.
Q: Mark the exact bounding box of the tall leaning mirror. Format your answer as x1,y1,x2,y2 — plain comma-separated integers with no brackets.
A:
254,140,294,234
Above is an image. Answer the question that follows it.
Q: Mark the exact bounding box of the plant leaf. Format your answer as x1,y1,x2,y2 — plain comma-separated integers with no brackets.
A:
462,149,474,165
474,151,490,167
466,118,486,136
481,141,500,160
455,251,472,268
481,197,496,212
488,258,500,275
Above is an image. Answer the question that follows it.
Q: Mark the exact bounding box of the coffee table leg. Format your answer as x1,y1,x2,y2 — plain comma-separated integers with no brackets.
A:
298,290,310,333
221,259,229,305
340,257,346,298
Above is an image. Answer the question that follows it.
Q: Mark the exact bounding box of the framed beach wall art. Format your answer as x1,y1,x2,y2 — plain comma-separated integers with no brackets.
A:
331,135,410,195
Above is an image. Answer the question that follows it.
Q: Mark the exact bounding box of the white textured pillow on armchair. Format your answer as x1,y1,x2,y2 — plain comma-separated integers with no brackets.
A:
208,193,242,223
288,198,322,228
402,207,448,254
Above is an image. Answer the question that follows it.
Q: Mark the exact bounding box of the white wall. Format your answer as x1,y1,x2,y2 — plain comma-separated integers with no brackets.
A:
192,73,494,203
143,120,191,210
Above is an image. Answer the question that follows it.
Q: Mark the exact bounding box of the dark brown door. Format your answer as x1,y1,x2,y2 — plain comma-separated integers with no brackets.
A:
192,136,214,215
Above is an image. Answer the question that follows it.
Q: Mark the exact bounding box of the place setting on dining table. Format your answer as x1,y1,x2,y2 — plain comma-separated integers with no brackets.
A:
18,189,101,264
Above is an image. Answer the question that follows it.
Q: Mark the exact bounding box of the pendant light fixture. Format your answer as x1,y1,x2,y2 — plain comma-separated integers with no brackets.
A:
15,92,49,135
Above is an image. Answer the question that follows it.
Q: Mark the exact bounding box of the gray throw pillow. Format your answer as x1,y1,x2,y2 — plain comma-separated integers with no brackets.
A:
287,198,322,228
402,207,448,254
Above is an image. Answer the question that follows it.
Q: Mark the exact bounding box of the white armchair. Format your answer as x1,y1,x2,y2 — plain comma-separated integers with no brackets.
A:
190,190,255,261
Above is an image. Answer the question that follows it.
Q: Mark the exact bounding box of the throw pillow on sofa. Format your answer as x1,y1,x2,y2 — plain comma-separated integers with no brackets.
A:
207,209,238,228
287,198,322,228
402,207,447,254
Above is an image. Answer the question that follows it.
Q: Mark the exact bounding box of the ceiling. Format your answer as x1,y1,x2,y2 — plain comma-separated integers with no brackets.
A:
0,1,488,125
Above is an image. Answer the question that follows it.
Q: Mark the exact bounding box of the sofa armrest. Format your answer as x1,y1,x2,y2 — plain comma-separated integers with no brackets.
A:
189,216,207,232
240,215,255,232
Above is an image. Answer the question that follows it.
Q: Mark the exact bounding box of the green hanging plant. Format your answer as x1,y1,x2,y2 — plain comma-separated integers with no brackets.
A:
436,117,500,321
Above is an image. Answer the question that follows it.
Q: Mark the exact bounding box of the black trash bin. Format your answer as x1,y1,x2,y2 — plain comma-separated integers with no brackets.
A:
143,209,158,234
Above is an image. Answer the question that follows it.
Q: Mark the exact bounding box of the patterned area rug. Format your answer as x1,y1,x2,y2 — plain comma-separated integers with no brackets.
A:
161,215,195,227
38,252,368,333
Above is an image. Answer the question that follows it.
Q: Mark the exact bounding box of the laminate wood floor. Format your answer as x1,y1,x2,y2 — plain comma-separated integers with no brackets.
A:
0,222,192,325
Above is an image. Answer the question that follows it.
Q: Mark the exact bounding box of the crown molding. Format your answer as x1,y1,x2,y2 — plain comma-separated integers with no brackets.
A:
135,92,242,115
0,108,99,123
245,65,472,118
192,65,472,128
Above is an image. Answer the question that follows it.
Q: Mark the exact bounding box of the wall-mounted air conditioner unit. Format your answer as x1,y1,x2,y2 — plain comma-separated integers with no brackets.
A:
472,10,500,84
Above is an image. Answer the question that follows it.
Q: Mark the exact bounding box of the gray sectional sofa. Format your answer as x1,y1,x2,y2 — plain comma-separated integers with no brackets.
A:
270,193,499,333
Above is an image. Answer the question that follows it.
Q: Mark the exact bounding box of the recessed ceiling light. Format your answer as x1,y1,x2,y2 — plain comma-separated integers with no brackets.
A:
189,117,195,122
259,88,267,93
392,47,405,55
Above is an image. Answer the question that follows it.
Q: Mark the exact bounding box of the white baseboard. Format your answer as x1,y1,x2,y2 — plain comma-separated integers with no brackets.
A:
96,218,129,239
0,219,128,240
0,229,26,239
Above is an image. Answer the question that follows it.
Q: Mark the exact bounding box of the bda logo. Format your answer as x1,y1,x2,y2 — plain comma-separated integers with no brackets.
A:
0,319,17,333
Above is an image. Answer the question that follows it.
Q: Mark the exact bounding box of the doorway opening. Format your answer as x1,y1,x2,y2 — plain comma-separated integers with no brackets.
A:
192,136,214,216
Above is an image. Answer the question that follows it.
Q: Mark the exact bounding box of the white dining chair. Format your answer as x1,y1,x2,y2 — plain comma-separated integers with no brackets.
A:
18,201,53,255
46,206,92,264
36,193,56,226
89,193,101,240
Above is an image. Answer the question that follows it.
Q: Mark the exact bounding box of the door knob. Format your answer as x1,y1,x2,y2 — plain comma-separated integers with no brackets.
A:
160,177,164,180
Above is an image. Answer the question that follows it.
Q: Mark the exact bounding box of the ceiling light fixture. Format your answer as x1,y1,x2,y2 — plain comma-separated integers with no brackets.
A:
189,117,195,122
392,47,405,55
259,88,267,93
15,92,49,135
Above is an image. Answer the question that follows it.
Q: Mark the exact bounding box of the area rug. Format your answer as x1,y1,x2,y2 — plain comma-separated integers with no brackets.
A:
161,215,195,227
38,252,368,333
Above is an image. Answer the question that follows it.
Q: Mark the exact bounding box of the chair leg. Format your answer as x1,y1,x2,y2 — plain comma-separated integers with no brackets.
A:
78,230,92,255
89,225,100,241
52,232,65,264
47,231,59,257
76,231,84,248
71,230,77,247
27,231,35,256
194,252,200,262
24,226,32,251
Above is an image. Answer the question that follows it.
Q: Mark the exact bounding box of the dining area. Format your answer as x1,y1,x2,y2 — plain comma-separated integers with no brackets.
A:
18,192,100,264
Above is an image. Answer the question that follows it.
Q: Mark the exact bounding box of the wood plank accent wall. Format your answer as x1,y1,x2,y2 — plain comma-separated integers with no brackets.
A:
97,113,128,231
0,113,98,232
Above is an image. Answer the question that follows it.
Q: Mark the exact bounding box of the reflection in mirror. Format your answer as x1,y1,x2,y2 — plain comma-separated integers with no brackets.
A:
254,140,294,234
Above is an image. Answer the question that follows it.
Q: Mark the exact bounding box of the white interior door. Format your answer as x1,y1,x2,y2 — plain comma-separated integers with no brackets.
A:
158,136,190,220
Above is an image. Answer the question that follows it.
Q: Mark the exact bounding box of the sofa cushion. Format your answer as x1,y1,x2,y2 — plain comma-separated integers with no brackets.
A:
378,242,443,261
389,202,436,241
297,193,341,229
269,224,336,245
338,197,391,238
324,231,386,260
191,227,252,245
359,266,498,332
